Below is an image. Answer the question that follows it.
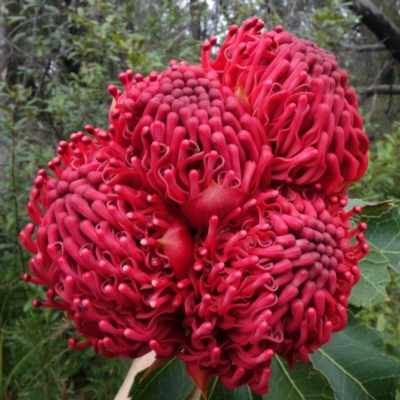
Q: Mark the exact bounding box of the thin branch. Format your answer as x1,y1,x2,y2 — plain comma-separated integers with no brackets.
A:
369,92,378,115
165,24,190,52
9,107,25,272
312,21,344,40
5,38,32,58
33,58,52,99
6,12,58,40
371,58,392,87
340,42,386,52
352,0,400,62
356,85,400,97
289,0,298,16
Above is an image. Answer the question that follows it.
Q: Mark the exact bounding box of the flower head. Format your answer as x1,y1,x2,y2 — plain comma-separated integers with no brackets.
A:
107,62,275,227
20,18,370,396
179,186,367,394
20,131,193,358
202,17,369,194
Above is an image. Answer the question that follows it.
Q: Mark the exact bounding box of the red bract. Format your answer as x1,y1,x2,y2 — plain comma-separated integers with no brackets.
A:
20,18,370,397
202,17,369,194
180,187,367,394
20,131,192,358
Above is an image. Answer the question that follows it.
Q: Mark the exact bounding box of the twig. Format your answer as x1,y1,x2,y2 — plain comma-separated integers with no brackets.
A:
369,92,378,115
356,84,400,96
371,58,391,87
9,107,25,272
165,24,190,52
5,38,31,58
6,13,57,40
340,42,386,51
289,0,298,16
33,58,52,99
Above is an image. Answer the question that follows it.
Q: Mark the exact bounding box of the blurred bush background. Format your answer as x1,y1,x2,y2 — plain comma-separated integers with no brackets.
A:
1,0,400,398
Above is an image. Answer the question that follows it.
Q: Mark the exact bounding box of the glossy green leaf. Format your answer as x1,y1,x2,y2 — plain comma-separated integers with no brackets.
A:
386,342,400,362
265,356,334,400
349,242,390,308
346,198,381,211
202,378,234,400
201,378,263,400
129,357,195,400
360,202,400,273
233,385,263,400
311,312,400,400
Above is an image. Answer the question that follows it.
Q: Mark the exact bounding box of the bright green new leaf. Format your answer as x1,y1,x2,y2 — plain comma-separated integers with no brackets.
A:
311,312,400,400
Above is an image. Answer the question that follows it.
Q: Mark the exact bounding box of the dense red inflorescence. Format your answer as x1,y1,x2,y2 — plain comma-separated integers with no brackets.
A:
20,133,192,358
107,61,274,227
180,187,367,393
20,17,370,396
201,18,369,194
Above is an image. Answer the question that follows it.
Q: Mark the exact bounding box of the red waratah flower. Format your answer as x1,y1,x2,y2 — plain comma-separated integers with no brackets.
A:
201,17,369,195
179,187,368,394
107,61,275,227
19,17,369,397
20,131,193,358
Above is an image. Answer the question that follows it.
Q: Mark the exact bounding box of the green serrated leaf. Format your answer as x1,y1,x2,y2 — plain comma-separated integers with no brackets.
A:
386,343,400,361
234,385,263,400
265,356,334,400
360,203,400,273
349,242,390,308
311,312,400,400
200,378,263,400
129,357,195,400
346,198,382,211
202,378,234,400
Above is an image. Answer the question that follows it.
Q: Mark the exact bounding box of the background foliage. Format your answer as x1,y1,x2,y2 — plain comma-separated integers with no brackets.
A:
1,0,400,399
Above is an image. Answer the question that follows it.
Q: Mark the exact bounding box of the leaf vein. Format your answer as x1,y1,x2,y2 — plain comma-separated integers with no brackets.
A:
275,356,306,400
316,349,375,399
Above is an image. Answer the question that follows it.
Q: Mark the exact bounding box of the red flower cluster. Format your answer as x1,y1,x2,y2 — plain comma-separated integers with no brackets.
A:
202,18,368,194
20,18,369,396
180,188,367,392
108,61,272,227
20,135,193,358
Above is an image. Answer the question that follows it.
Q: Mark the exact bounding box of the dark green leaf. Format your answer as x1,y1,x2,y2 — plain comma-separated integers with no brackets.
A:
386,343,400,361
349,242,390,308
129,357,195,400
0,104,12,112
346,198,383,211
311,312,400,400
201,378,263,400
360,202,400,273
265,356,334,400
202,378,234,400
233,385,263,400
